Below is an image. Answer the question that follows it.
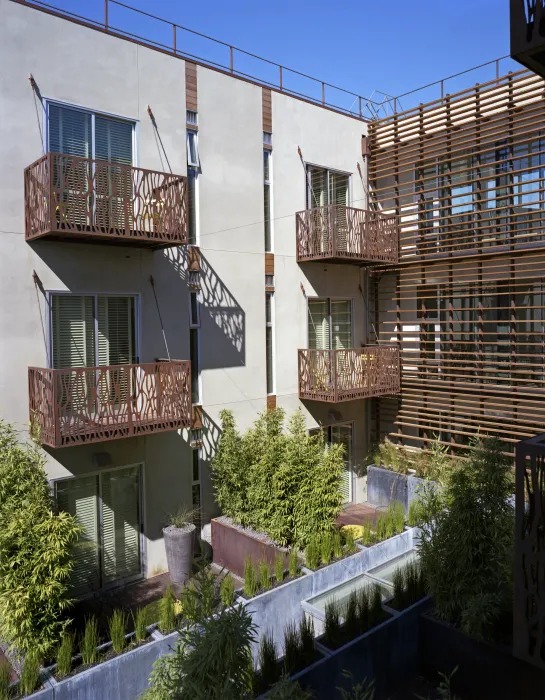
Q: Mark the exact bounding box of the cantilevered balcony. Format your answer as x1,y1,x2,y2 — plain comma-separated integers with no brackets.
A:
296,205,398,264
24,153,188,247
298,346,400,403
510,0,545,77
28,361,191,448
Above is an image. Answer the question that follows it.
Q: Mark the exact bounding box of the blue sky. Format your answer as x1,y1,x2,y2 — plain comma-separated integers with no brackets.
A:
44,0,515,114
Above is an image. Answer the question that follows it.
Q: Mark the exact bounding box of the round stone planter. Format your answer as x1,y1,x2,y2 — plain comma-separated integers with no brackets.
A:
163,523,196,591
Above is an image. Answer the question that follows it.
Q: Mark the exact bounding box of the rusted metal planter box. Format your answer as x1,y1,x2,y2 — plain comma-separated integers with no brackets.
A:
211,517,288,578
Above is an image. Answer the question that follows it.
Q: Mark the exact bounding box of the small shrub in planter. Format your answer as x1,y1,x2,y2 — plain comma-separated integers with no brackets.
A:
344,591,359,640
361,520,374,546
259,560,272,591
288,548,300,577
109,609,127,654
407,498,421,527
342,526,359,552
304,537,320,570
283,621,300,675
389,500,406,534
324,600,342,649
80,616,99,665
320,532,333,566
332,530,343,559
244,556,258,597
20,651,40,696
133,607,148,644
0,657,9,700
268,675,312,699
274,554,285,584
369,585,384,628
356,587,369,634
299,615,315,667
375,511,387,541
56,630,74,679
220,573,235,607
159,585,176,633
258,631,278,690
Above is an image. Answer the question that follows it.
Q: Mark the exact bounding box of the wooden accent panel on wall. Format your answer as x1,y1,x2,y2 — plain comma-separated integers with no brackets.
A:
262,88,272,133
266,395,277,410
186,62,198,112
265,253,274,276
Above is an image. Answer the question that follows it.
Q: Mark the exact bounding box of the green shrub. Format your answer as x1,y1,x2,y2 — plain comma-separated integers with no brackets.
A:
0,657,9,700
299,615,314,666
259,561,272,591
392,567,405,609
274,554,285,584
258,631,278,690
344,591,359,640
332,530,343,559
20,651,40,696
324,601,341,649
0,422,81,658
304,538,320,570
418,437,513,639
244,557,258,597
389,501,406,534
356,587,369,633
320,531,333,566
288,548,299,577
373,438,409,473
375,512,387,541
133,607,148,643
407,498,421,527
220,573,235,608
144,605,257,700
212,410,344,548
344,527,358,552
80,616,99,665
369,586,383,628
56,631,74,679
282,621,300,674
268,675,313,699
361,520,374,546
159,585,176,633
109,609,127,655
337,670,375,700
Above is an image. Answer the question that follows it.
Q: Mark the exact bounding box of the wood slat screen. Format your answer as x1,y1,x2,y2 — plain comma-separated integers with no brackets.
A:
369,69,545,454
186,62,198,112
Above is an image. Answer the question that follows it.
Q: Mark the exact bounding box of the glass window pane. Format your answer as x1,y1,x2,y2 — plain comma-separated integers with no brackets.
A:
188,171,197,245
190,293,199,327
192,449,200,482
331,300,352,349
266,326,273,394
190,328,200,404
308,300,330,350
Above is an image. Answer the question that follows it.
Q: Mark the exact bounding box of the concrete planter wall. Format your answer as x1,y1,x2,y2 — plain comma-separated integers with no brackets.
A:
367,465,433,511
212,517,288,578
244,528,419,657
289,596,432,699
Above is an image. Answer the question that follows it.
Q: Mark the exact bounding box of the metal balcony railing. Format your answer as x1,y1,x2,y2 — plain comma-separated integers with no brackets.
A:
28,361,191,448
24,153,188,247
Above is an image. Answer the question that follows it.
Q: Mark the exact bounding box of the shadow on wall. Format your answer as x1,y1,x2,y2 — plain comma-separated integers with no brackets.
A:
163,247,245,370
199,408,222,522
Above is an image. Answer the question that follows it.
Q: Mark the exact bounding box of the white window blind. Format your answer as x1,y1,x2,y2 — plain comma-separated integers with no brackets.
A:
48,104,92,157
308,300,330,350
95,116,133,165
330,424,353,503
187,131,200,168
331,300,352,349
97,296,135,367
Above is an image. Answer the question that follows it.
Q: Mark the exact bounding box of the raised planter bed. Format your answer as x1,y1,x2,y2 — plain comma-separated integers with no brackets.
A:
212,517,290,578
420,612,545,700
367,465,435,511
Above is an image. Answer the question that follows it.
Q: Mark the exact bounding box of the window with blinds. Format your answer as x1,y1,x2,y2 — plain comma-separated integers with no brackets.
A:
264,150,272,252
51,294,137,370
307,299,352,350
306,166,349,209
266,292,275,394
188,171,198,245
330,424,353,503
56,465,143,595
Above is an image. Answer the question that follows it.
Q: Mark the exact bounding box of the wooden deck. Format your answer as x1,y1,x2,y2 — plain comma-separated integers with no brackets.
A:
336,503,378,528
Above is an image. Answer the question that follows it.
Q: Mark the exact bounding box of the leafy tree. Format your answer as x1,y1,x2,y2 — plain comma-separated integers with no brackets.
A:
0,422,80,658
144,605,257,700
418,437,513,639
212,410,249,525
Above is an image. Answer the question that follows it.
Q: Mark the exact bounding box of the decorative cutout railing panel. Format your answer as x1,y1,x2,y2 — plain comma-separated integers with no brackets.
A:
28,361,191,448
296,205,398,264
24,153,188,247
514,433,545,668
298,346,400,403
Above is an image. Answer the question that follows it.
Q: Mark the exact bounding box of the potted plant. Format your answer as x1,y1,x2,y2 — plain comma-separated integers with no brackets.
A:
163,505,198,592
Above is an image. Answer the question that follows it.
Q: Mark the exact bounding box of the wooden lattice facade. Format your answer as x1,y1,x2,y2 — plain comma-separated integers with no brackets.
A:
369,69,545,454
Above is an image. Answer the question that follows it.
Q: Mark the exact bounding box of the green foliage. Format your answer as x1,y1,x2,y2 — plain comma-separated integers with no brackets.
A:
416,666,460,700
324,601,341,649
344,591,359,640
259,560,272,591
258,631,278,690
144,605,257,700
0,422,81,658
212,409,344,547
320,531,333,566
332,530,343,559
337,670,375,700
108,609,127,655
275,554,285,584
304,538,320,570
288,548,299,577
133,607,148,643
344,526,358,551
299,615,315,667
369,586,383,628
0,657,9,700
268,674,313,700
389,501,406,534
371,436,455,483
180,564,221,626
282,621,300,675
371,438,408,473
56,631,74,679
375,512,387,541
80,616,99,665
168,504,199,529
356,588,369,634
407,498,421,527
418,437,514,639
392,567,404,609
220,573,235,608
244,557,258,598
159,586,176,634
20,651,40,696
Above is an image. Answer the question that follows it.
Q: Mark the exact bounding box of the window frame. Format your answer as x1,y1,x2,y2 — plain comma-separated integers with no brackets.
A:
264,149,273,252
309,421,354,502
189,290,202,406
52,462,146,597
187,129,200,169
46,290,141,369
266,291,276,395
44,99,138,166
305,163,352,210
306,296,354,350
